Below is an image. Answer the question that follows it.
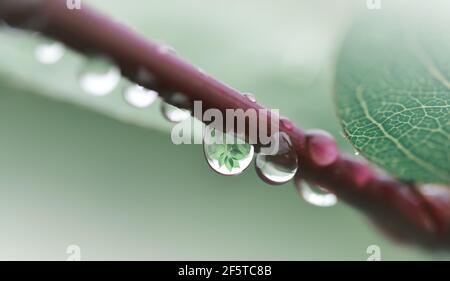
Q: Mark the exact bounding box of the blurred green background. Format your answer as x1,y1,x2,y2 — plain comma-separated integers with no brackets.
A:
0,0,446,260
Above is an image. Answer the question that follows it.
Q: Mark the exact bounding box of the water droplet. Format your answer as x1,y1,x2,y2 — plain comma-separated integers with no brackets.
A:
243,93,257,103
79,58,121,96
354,149,360,156
197,68,206,75
123,85,158,108
161,102,191,123
35,41,65,64
296,180,337,207
255,132,298,184
204,128,254,176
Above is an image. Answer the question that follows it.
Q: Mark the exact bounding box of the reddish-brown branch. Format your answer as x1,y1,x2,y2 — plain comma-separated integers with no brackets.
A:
1,0,450,250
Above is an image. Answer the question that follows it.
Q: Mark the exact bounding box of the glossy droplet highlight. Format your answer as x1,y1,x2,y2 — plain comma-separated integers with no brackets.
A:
280,118,294,132
296,180,337,207
79,58,121,96
35,42,65,65
161,103,191,123
123,85,158,108
354,149,360,156
255,132,298,184
243,93,257,103
204,128,254,176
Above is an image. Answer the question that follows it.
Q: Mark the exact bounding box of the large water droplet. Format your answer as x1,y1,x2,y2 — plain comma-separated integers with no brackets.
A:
296,181,337,207
35,41,65,65
255,132,298,184
79,58,121,96
204,128,254,176
161,103,191,123
123,85,158,108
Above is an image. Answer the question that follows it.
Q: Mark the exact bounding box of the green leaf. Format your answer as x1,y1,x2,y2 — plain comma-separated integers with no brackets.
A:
336,2,450,185
211,145,226,159
225,157,234,172
218,154,226,168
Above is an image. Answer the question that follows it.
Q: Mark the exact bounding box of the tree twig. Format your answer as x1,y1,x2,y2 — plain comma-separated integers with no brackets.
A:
1,0,449,250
